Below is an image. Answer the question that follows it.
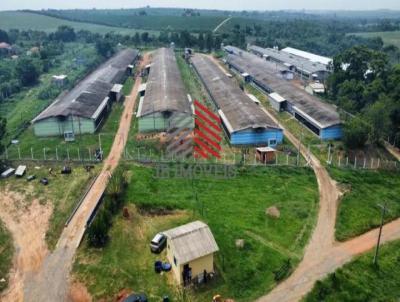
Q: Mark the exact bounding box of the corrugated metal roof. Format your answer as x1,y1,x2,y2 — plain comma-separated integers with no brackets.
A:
281,47,332,66
191,54,281,133
249,45,329,75
164,221,219,264
225,48,341,129
139,48,191,118
33,48,139,122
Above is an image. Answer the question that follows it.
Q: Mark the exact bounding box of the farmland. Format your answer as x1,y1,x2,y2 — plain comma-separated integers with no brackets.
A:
351,31,400,48
74,164,318,301
330,168,400,241
31,10,227,32
304,240,400,302
0,11,153,35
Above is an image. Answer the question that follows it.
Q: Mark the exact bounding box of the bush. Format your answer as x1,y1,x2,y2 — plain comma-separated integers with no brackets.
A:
87,166,128,248
343,116,370,149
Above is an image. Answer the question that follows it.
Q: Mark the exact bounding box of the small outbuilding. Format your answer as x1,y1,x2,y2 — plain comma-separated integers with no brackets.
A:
163,221,219,286
256,147,276,164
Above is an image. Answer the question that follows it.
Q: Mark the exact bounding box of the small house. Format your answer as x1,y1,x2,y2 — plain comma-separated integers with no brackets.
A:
164,221,219,286
52,75,68,87
256,147,276,164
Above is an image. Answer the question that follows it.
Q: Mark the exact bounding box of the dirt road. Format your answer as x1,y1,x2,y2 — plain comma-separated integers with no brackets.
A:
257,107,400,301
17,53,150,302
0,190,52,302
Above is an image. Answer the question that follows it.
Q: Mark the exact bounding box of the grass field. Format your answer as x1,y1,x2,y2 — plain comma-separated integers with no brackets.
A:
351,31,400,48
0,221,13,292
304,240,400,302
32,10,226,32
330,168,400,241
0,164,100,250
74,164,318,301
0,11,153,35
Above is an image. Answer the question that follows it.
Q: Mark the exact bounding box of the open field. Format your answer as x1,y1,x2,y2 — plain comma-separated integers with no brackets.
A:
31,10,226,32
0,164,100,250
330,168,400,241
0,11,153,35
351,31,400,48
304,240,400,302
0,222,13,292
74,164,318,301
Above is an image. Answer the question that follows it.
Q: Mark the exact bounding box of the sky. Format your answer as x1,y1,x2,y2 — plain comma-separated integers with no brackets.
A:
1,0,400,11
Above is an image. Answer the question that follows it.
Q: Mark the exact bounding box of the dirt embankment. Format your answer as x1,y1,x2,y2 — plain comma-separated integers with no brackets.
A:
0,188,52,302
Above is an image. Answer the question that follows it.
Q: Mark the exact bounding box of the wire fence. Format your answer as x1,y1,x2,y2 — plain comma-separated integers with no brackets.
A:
1,144,398,172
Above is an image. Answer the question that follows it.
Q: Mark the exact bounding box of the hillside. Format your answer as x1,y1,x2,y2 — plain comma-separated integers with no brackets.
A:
0,11,154,34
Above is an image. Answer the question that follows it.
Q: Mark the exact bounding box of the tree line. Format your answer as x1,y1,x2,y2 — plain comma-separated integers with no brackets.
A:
327,46,400,149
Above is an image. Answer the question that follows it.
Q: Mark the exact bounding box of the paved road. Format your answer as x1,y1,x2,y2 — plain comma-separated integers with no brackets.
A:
257,106,400,302
23,53,150,302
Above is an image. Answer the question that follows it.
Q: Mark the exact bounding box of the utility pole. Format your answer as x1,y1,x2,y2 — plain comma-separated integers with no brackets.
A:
373,203,388,266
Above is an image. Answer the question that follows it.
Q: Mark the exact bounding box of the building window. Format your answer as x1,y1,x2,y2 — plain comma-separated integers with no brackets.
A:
269,139,277,146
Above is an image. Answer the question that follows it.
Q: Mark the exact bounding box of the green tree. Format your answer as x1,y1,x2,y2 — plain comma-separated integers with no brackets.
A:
15,57,41,86
365,97,391,144
95,39,115,57
0,117,6,152
342,116,370,149
54,25,76,42
0,29,9,43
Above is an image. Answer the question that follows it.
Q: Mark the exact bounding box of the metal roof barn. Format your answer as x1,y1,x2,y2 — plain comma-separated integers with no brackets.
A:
137,48,193,132
32,48,139,137
281,47,333,66
225,47,342,140
191,54,283,146
248,45,330,80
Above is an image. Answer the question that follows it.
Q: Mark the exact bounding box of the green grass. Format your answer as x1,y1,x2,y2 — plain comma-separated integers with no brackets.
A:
34,10,226,32
330,168,400,241
0,221,13,292
0,164,100,250
351,31,400,48
304,240,400,302
0,11,153,35
74,164,318,301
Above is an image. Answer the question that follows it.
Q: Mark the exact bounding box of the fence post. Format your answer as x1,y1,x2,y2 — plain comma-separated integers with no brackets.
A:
18,147,21,160
89,148,91,161
286,154,289,165
276,153,278,165
43,148,46,161
31,147,34,160
338,156,341,167
371,158,374,169
78,148,81,161
56,148,59,161
377,158,380,169
346,157,349,167
363,158,366,169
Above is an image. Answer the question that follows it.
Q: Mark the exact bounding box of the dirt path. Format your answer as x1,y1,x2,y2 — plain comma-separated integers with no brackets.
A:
256,106,400,301
0,190,53,302
18,53,151,302
213,17,232,33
